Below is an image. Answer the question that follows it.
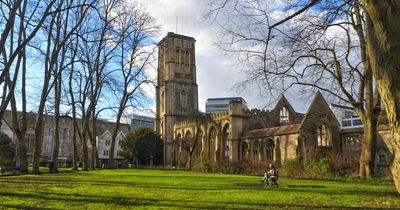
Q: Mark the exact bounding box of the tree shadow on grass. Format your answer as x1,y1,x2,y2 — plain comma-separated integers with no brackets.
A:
0,177,238,191
237,182,399,198
275,185,399,197
0,203,57,210
0,191,395,210
2,177,398,197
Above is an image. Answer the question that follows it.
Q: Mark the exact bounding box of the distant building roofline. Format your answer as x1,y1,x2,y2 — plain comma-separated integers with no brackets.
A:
206,97,246,102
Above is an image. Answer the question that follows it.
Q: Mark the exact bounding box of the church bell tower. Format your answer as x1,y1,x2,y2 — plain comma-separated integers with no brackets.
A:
155,32,198,165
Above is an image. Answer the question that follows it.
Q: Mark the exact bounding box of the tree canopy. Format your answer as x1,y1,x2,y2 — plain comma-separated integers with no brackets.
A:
120,128,163,166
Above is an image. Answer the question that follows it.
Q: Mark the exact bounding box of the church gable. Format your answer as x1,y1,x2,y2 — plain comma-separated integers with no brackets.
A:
272,95,303,126
299,91,341,158
300,91,340,128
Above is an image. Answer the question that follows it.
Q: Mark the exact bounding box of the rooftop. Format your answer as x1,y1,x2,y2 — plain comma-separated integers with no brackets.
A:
206,97,246,102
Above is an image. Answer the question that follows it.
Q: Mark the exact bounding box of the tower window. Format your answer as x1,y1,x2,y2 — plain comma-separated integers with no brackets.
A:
180,90,187,111
185,51,189,65
176,49,180,64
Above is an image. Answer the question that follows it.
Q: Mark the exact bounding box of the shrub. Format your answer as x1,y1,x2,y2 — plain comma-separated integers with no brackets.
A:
305,157,331,177
328,151,358,177
280,159,306,178
191,156,214,172
280,158,334,179
213,160,234,174
0,132,15,164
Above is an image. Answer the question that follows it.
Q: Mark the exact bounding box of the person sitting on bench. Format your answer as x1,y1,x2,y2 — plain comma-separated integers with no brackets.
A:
261,164,278,187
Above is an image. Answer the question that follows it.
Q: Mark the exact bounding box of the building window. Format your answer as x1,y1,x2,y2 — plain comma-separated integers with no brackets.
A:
353,119,362,126
342,119,352,127
280,106,289,123
176,49,180,64
185,51,190,65
253,141,261,161
103,150,109,156
105,140,111,146
222,124,230,159
378,151,389,166
317,124,331,147
180,90,187,111
265,138,274,162
241,141,249,160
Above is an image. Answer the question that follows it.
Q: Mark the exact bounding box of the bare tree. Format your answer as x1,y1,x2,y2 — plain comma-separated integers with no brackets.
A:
7,0,29,173
0,0,56,126
31,0,92,174
205,0,381,177
0,0,57,173
107,1,159,168
66,24,81,170
70,0,121,170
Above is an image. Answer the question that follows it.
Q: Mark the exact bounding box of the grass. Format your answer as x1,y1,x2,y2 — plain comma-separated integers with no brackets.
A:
0,168,399,209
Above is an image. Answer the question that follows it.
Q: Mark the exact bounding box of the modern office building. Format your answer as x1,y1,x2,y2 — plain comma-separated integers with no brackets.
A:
205,97,248,113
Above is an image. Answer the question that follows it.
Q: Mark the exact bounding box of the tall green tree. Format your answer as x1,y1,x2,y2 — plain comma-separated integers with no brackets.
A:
120,128,163,166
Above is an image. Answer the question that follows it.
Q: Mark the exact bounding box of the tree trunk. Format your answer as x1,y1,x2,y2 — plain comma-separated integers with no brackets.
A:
51,117,60,173
108,121,120,169
108,96,127,169
391,131,400,193
16,138,29,173
68,35,79,171
32,116,44,175
81,132,89,171
72,120,78,170
51,76,61,173
359,117,377,177
363,0,400,193
90,111,97,170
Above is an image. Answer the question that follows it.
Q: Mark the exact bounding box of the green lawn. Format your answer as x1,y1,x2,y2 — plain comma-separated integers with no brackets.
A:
0,168,398,209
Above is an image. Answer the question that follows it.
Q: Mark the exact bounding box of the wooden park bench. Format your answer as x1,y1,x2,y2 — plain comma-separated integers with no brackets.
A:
0,163,20,175
268,169,279,187
261,169,279,188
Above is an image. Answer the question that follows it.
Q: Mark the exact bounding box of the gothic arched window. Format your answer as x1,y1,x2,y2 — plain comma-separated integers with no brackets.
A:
222,123,230,159
265,138,274,162
241,141,249,160
208,126,217,159
280,106,289,123
317,124,332,147
185,51,189,65
176,49,180,64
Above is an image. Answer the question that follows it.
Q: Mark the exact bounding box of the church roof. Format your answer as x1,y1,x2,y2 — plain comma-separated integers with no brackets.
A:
244,124,301,139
